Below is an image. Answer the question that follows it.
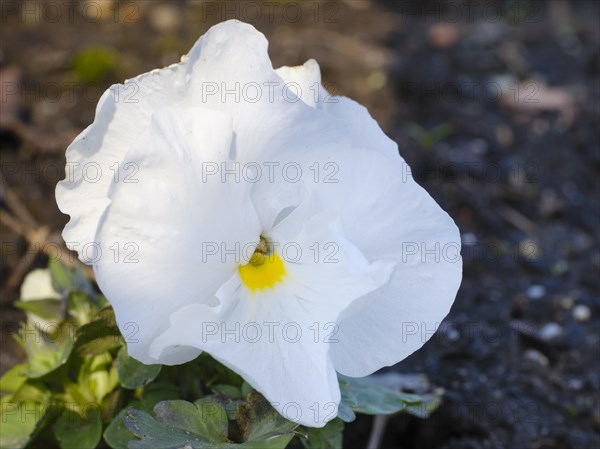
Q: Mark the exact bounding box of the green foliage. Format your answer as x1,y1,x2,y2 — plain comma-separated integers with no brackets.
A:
339,374,422,416
70,47,122,84
123,392,297,449
0,380,52,449
3,261,439,449
49,257,93,296
125,408,207,449
15,321,74,378
235,391,297,448
404,122,454,150
103,406,137,449
103,383,180,449
54,406,103,449
116,347,161,389
301,418,344,449
74,307,123,356
0,364,28,395
13,298,63,321
404,388,443,419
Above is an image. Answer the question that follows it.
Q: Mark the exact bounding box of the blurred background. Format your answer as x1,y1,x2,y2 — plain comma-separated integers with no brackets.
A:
1,1,598,448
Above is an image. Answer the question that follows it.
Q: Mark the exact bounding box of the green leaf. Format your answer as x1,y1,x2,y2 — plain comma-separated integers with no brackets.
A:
54,406,102,449
104,382,180,448
301,418,344,449
335,399,356,423
123,391,297,449
206,394,243,421
49,258,92,295
104,404,138,449
343,373,443,419
75,307,122,356
0,400,44,449
16,322,74,378
139,383,180,411
0,382,51,449
195,353,244,387
104,382,180,449
193,398,228,440
155,399,228,443
67,291,95,325
236,390,297,448
240,382,252,398
75,353,119,404
124,409,208,449
338,375,422,416
0,363,28,395
14,298,64,321
405,389,443,419
212,384,243,400
116,346,161,389
9,380,51,404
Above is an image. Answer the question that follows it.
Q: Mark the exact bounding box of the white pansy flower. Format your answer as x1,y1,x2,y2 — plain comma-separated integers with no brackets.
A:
56,20,462,427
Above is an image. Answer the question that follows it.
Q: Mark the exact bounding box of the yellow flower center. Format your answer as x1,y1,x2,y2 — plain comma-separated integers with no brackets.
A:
239,237,286,292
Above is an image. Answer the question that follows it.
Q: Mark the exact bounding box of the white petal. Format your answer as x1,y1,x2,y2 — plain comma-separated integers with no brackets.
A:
275,58,398,159
151,290,339,428
275,59,322,108
20,269,59,301
56,20,283,261
186,20,274,88
315,148,462,376
20,268,60,328
270,207,395,321
321,96,399,159
56,61,189,260
246,112,350,232
184,21,352,167
185,20,290,164
331,260,461,377
93,107,261,364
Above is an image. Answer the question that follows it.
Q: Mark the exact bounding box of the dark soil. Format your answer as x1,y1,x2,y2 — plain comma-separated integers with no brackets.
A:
1,1,598,448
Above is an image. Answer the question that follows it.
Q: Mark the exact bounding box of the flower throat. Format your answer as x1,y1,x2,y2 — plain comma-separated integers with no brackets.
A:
239,236,286,292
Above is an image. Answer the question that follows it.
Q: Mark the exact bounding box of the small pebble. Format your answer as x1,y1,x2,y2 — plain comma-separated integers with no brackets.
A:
471,138,489,154
442,324,460,341
428,22,459,48
532,118,550,135
148,4,182,32
520,240,541,261
446,326,460,341
495,124,514,147
527,284,546,299
462,232,478,246
573,304,591,322
551,260,569,276
539,188,564,216
567,378,583,391
538,322,563,341
560,296,575,309
524,349,549,367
